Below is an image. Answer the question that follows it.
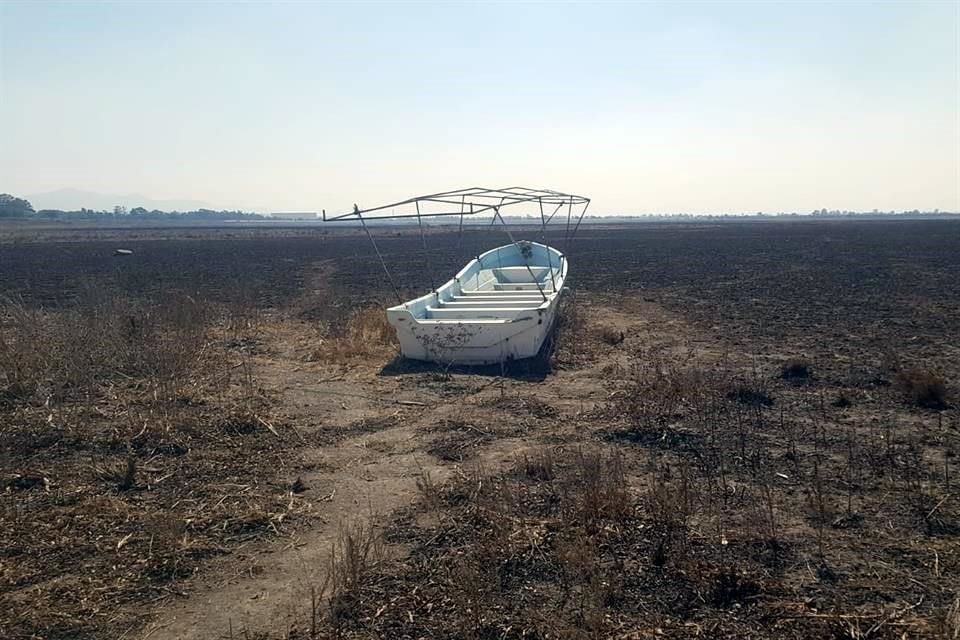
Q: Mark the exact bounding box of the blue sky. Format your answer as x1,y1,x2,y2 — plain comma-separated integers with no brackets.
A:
1,1,957,214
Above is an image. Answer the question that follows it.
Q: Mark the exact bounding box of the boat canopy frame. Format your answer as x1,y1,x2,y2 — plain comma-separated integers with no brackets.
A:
322,187,590,304
323,186,588,221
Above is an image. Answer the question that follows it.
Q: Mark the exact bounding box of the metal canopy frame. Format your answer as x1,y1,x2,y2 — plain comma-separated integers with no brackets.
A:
322,187,591,304
322,186,590,223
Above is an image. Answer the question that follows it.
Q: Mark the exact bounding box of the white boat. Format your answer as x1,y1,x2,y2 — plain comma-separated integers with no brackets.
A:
322,187,589,365
386,241,566,365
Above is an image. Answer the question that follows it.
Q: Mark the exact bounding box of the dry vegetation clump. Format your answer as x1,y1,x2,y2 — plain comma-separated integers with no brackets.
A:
831,391,854,408
540,294,632,375
726,382,775,408
606,352,730,431
424,415,521,462
318,520,389,637
486,394,559,420
221,296,266,352
519,448,556,481
0,292,309,639
896,367,950,410
780,357,813,383
596,322,625,346
311,306,397,362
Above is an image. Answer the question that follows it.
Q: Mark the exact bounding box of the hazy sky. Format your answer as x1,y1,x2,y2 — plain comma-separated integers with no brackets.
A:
1,1,957,214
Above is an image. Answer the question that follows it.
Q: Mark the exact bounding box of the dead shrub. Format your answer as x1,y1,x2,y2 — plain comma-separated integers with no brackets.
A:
345,306,395,345
596,323,625,346
568,448,632,528
415,467,443,517
727,383,774,407
220,409,262,435
326,519,387,624
646,460,696,560
555,535,618,634
520,448,556,481
611,357,688,427
711,567,761,607
781,358,813,383
896,367,949,409
223,305,263,350
118,456,137,491
832,391,853,408
332,520,386,593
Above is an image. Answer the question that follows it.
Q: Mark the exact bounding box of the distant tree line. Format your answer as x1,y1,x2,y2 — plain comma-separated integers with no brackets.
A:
0,194,35,217
1,193,953,222
0,193,265,220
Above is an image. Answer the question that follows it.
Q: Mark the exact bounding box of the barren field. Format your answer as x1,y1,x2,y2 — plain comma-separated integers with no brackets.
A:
1,219,958,639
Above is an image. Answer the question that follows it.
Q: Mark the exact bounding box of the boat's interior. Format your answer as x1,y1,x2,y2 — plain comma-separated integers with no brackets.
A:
389,242,566,322
424,266,561,320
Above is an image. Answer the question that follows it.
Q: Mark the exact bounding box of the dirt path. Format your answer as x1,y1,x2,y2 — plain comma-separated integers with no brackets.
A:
143,298,696,640
141,321,449,640
145,439,446,639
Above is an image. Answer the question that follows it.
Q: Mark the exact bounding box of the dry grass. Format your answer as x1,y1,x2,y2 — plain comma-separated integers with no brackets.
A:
550,293,592,368
311,306,397,362
309,520,388,637
519,448,556,481
944,595,960,640
0,291,308,639
304,445,806,638
608,352,717,429
423,415,523,463
0,292,210,404
568,447,632,528
307,368,956,637
5,223,960,639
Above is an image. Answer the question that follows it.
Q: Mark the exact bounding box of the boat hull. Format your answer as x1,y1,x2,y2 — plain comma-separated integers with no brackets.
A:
386,242,566,365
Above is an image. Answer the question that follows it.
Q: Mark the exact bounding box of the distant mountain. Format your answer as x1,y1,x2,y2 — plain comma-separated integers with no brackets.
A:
25,188,210,212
